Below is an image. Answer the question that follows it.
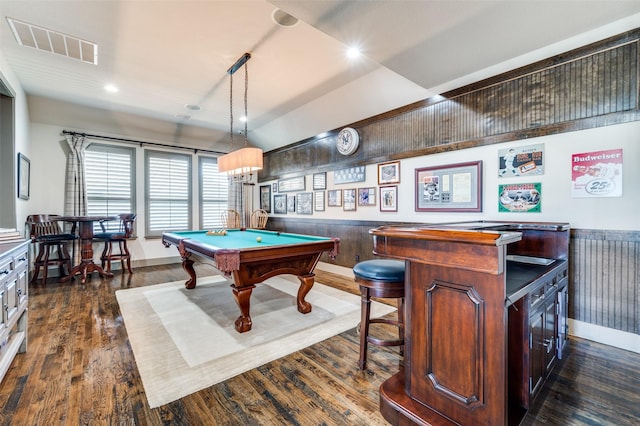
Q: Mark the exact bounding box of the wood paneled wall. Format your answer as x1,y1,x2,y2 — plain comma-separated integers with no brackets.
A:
571,229,640,335
260,29,640,181
268,218,639,337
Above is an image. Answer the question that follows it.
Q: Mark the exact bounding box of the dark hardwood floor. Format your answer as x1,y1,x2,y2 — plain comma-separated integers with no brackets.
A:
0,263,637,425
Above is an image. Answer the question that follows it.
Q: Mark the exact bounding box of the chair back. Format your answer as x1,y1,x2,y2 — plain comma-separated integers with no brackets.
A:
25,214,64,240
99,213,137,238
221,209,241,228
119,213,137,238
250,209,268,229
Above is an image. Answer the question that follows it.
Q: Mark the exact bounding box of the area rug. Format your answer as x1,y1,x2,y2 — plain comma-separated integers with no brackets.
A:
116,274,396,408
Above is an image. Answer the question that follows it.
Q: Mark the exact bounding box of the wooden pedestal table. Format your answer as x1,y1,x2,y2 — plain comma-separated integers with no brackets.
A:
59,215,118,284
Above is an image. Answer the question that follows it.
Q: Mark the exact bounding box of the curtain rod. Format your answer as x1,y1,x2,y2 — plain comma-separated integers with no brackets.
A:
62,130,226,155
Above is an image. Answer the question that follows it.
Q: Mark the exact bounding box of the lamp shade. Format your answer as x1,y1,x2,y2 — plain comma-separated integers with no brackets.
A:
218,147,263,176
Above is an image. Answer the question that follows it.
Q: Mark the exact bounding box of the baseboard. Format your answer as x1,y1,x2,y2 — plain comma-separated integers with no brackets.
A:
316,262,354,278
569,319,640,354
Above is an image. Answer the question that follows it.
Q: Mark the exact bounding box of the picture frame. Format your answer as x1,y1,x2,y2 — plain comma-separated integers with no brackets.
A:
334,166,366,184
357,187,376,206
314,191,325,211
296,192,313,215
259,185,271,213
17,153,30,200
343,188,357,211
380,185,398,212
378,161,400,185
327,189,342,207
312,172,327,190
273,194,287,214
415,161,482,212
278,176,305,192
286,194,296,213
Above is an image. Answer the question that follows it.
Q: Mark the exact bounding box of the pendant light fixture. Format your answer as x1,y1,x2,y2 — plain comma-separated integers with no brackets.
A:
218,52,263,179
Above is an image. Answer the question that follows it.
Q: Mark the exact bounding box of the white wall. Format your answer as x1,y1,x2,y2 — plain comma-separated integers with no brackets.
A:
0,54,31,234
262,121,640,231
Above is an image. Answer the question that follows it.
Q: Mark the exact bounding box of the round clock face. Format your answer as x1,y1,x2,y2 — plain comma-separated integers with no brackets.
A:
336,127,359,155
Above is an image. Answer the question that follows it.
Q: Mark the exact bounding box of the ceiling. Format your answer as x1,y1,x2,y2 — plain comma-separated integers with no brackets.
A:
2,1,640,154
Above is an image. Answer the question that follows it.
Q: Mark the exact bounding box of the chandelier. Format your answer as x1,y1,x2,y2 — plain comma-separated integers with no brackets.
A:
218,52,263,178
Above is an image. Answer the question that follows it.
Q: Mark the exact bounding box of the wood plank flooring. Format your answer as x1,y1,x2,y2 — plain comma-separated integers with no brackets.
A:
0,263,638,425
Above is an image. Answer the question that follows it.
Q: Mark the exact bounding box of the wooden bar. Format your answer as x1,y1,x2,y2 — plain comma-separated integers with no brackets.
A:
370,221,570,425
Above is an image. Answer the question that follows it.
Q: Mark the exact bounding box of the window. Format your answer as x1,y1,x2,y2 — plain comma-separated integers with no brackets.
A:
199,156,229,229
145,150,191,237
85,144,135,232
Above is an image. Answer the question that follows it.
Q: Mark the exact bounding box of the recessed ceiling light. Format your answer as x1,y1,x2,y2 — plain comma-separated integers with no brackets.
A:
272,9,299,27
104,84,118,93
239,116,248,123
184,104,201,111
346,47,361,59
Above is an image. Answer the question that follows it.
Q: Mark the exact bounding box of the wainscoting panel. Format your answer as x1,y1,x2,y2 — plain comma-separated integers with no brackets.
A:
268,218,639,338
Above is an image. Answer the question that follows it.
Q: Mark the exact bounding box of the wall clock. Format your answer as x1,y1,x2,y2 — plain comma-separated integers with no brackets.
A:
336,127,359,156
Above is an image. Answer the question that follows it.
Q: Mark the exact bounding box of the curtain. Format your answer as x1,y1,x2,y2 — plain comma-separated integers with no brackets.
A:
64,134,90,216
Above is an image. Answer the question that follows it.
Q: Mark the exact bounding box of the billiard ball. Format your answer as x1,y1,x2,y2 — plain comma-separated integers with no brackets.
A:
256,237,262,243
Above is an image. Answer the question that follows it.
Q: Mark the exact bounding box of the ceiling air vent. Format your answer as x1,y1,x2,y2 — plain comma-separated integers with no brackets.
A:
6,17,98,65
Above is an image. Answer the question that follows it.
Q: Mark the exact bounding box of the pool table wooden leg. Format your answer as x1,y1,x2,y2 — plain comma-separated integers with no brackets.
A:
181,257,196,289
296,274,314,314
231,284,255,333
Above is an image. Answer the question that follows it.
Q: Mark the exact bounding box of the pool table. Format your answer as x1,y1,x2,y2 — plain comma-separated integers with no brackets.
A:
162,229,340,333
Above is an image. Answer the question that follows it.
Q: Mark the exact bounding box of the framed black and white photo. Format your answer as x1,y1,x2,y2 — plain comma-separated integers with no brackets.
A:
327,189,342,207
273,194,287,214
259,185,271,212
380,185,398,212
343,188,357,211
313,172,327,190
296,192,313,214
18,153,30,200
378,161,400,185
278,176,305,192
287,194,296,213
314,191,325,211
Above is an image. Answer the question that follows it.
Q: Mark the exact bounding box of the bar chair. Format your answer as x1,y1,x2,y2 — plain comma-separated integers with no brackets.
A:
93,213,137,274
353,259,406,370
221,209,241,228
250,209,268,229
26,214,78,285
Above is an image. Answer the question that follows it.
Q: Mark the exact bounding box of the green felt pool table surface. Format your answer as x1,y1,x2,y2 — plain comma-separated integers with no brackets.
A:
161,228,340,333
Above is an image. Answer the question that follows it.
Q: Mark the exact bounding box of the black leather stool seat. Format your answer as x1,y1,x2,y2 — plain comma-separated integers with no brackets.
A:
353,259,406,370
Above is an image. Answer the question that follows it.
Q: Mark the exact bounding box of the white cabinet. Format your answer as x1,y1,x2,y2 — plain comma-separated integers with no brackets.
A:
0,240,29,382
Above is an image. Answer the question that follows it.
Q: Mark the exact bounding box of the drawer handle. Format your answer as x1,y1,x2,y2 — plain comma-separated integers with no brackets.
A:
1,270,9,275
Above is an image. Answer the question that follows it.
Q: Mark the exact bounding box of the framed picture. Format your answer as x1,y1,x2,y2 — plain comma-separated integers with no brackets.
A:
273,194,287,214
259,185,271,212
296,192,313,214
314,191,325,211
286,194,296,213
499,183,542,213
278,176,305,192
334,166,366,184
358,187,376,206
378,161,400,184
380,185,398,212
415,161,482,212
17,153,30,200
327,189,342,207
312,172,327,190
343,188,357,211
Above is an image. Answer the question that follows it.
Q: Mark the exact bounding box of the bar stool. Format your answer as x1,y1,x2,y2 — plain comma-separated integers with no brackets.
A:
26,214,78,285
353,259,406,370
93,213,136,274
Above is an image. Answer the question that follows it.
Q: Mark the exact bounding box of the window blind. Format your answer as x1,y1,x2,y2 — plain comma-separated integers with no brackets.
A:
199,156,229,229
145,150,191,236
